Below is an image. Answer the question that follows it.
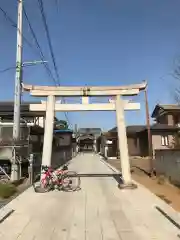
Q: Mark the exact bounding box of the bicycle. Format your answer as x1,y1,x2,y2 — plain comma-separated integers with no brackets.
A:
33,164,81,193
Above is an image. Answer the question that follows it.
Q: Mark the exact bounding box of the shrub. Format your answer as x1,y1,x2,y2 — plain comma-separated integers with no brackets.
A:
0,183,17,198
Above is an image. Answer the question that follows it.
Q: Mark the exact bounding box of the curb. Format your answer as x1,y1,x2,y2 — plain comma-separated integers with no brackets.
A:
98,156,121,174
0,206,14,223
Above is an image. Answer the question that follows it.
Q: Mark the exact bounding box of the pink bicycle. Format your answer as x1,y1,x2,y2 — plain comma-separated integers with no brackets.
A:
33,165,81,192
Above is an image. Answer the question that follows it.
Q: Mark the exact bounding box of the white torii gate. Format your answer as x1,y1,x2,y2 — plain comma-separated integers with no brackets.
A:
23,81,147,188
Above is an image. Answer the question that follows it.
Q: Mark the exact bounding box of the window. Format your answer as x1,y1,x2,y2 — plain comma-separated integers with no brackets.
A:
161,135,169,146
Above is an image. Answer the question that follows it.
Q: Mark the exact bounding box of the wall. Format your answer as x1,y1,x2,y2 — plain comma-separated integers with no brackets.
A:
167,114,174,126
98,133,146,158
56,134,71,146
152,133,174,157
127,136,140,156
138,131,149,157
0,125,29,142
0,147,13,160
155,149,180,185
157,115,168,124
107,139,117,158
32,145,74,178
51,146,73,169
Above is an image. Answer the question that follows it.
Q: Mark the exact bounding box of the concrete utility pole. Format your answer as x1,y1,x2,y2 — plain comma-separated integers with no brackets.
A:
144,87,153,175
11,0,23,181
13,0,23,140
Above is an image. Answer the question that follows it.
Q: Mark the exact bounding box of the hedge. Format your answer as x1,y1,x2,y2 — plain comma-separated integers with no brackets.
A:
0,183,17,198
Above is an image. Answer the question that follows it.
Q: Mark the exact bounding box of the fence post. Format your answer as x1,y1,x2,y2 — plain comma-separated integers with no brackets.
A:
28,153,33,185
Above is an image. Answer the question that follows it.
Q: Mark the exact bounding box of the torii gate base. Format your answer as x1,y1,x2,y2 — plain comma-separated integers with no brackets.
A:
21,82,146,189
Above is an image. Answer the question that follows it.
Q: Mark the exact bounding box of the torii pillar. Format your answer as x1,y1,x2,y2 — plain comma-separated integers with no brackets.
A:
42,95,55,167
115,95,136,188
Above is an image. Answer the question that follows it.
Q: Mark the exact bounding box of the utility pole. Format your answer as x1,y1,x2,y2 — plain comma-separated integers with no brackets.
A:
11,0,23,181
13,0,23,141
144,86,153,175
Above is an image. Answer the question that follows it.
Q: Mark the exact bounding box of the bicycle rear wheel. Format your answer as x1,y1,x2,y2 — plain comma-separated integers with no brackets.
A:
62,171,80,192
33,174,52,193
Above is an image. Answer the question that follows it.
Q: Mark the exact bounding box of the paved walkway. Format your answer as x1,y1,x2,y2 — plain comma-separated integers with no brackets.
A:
0,154,180,239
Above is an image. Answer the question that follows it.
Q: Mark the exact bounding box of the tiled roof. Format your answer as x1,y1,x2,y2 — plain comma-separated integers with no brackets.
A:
109,125,146,133
150,124,177,130
109,124,178,134
0,101,45,117
151,104,180,118
158,104,180,110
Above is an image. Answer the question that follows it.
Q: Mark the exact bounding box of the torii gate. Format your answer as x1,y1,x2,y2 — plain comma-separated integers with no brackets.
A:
23,81,147,188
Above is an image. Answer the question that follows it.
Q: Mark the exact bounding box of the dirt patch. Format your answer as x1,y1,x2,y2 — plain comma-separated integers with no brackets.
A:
107,158,180,212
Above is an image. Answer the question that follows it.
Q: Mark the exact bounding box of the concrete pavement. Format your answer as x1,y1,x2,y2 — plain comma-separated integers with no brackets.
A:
0,153,180,239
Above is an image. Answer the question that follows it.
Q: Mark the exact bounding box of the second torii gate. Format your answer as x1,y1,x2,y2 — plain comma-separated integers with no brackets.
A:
23,81,147,188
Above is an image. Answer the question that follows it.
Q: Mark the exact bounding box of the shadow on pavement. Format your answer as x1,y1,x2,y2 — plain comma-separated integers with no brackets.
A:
76,173,123,184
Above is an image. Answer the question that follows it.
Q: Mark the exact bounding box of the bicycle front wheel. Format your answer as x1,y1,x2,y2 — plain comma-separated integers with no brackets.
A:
62,171,81,192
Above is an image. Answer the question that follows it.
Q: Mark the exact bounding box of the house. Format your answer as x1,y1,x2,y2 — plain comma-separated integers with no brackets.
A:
98,126,147,158
98,104,180,158
77,128,102,152
51,129,74,168
151,104,180,149
0,101,68,177
151,104,180,126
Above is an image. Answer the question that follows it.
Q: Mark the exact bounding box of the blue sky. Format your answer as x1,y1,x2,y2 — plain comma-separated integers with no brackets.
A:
1,0,180,130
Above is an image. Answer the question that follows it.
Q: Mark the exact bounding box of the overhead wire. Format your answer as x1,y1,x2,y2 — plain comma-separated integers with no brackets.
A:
0,66,16,73
0,5,57,84
0,3,72,127
23,6,59,86
37,0,61,84
0,6,39,52
36,0,72,127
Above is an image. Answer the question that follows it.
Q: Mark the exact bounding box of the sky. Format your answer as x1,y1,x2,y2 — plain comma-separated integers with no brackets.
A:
1,0,180,130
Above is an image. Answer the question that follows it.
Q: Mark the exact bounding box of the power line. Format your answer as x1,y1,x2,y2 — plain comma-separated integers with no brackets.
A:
23,6,59,86
0,6,17,27
0,5,39,54
54,0,60,13
37,0,61,84
37,0,72,127
0,4,59,86
0,3,72,127
0,66,16,73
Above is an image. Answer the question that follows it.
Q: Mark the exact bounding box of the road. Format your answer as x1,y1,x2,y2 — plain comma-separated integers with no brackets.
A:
0,153,179,239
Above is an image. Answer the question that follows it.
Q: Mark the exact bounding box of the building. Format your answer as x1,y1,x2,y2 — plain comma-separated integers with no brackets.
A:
51,129,74,168
151,104,180,150
77,128,102,152
152,104,180,126
0,102,70,178
98,104,180,158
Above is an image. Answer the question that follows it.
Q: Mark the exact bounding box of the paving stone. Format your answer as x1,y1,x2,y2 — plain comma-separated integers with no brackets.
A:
0,154,179,239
